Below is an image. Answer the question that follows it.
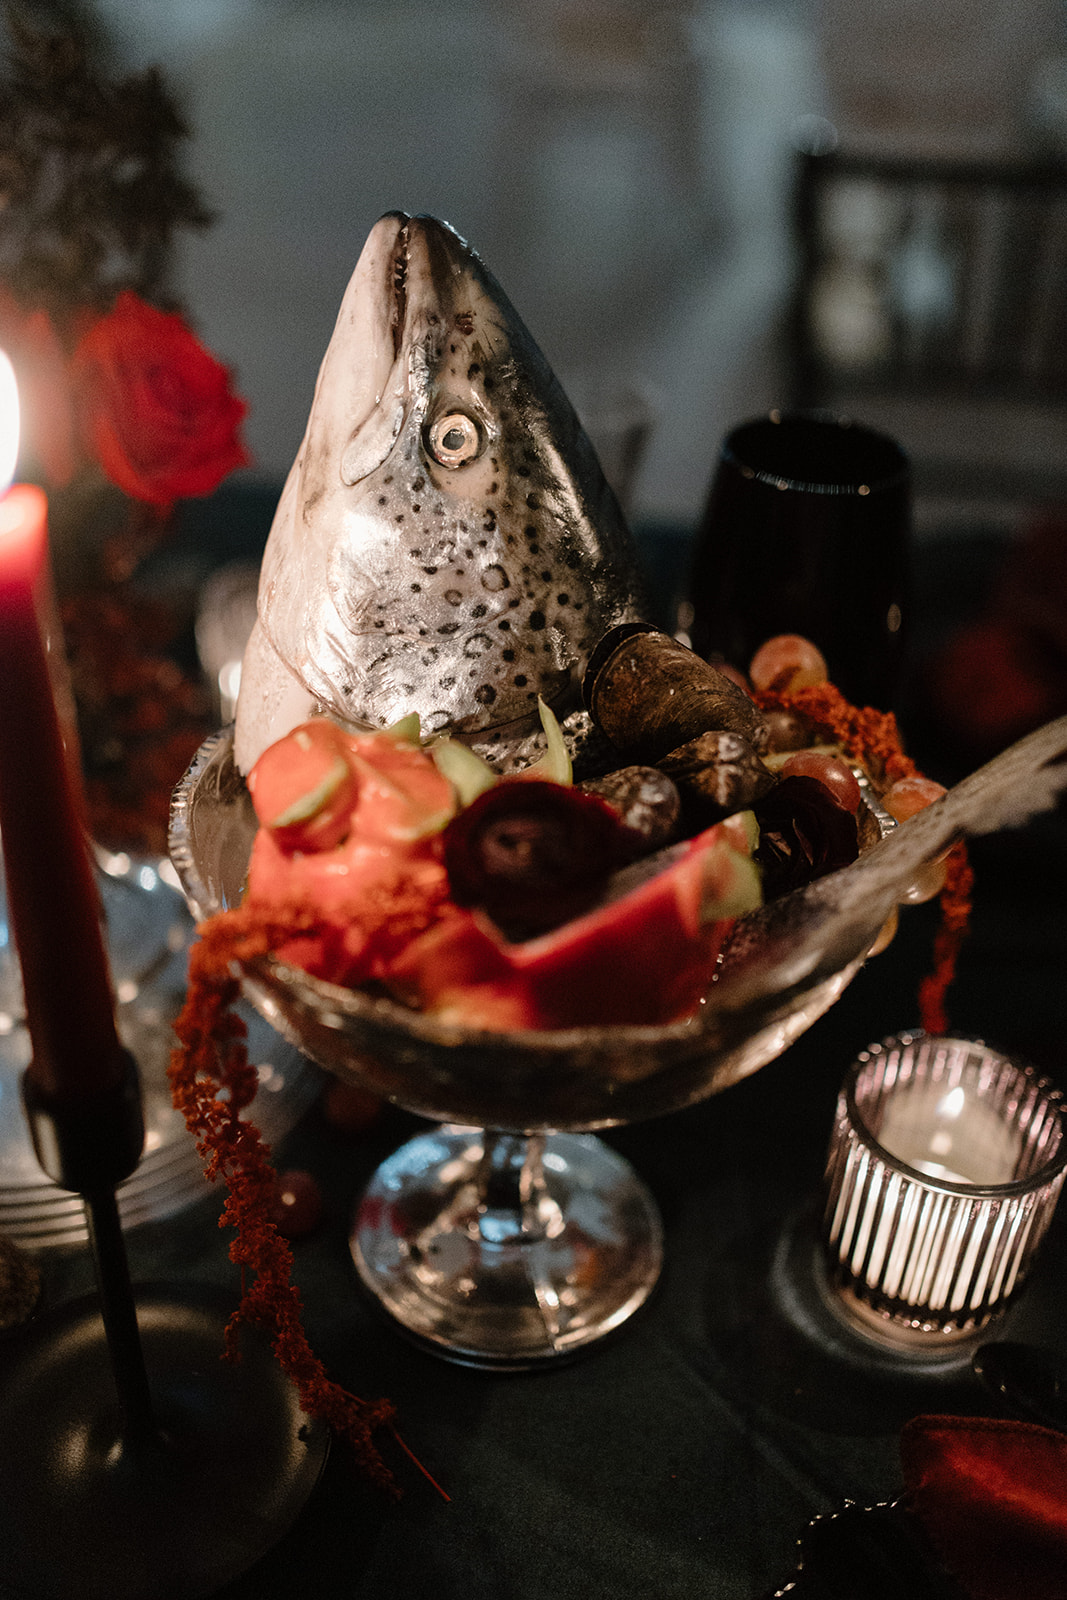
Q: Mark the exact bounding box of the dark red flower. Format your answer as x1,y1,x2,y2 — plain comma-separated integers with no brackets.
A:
443,780,629,940
753,773,859,897
72,291,249,507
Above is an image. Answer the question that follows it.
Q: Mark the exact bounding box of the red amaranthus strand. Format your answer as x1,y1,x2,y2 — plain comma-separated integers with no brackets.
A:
916,845,975,1036
760,681,917,787
757,681,974,1035
168,903,400,1495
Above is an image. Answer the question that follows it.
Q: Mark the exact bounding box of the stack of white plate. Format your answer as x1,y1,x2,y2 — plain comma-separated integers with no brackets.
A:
0,849,321,1251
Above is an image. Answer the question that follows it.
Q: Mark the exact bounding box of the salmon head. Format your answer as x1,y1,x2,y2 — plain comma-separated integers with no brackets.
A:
234,212,646,773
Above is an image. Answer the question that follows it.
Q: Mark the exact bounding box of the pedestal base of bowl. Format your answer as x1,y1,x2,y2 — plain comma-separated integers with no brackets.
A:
350,1126,663,1369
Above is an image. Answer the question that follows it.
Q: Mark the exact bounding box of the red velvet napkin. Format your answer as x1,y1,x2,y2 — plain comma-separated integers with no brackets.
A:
901,1414,1067,1600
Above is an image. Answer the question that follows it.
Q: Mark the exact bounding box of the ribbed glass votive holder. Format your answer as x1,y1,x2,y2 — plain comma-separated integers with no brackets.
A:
822,1032,1067,1348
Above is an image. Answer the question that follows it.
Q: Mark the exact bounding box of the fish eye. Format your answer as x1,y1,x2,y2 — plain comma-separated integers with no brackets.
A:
428,412,481,467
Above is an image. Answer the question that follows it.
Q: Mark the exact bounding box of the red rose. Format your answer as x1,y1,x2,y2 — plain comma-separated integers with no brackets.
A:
72,291,250,507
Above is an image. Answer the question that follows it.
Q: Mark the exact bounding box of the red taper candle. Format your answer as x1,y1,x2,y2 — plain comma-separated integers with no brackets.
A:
0,359,124,1102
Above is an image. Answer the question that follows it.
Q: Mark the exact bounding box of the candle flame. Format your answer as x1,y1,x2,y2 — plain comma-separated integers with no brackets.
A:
0,350,19,491
936,1085,967,1121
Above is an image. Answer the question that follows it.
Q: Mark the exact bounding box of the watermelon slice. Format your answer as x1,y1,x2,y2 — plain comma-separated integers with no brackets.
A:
387,824,761,1030
248,718,358,852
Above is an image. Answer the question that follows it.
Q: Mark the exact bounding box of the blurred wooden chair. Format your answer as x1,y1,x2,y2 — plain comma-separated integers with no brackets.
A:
785,149,1067,522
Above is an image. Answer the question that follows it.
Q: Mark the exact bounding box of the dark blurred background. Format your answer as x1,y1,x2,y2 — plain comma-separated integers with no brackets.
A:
6,0,1067,785
22,0,1065,530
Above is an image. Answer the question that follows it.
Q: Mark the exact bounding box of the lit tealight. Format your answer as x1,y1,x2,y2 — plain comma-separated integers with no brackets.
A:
823,1034,1067,1348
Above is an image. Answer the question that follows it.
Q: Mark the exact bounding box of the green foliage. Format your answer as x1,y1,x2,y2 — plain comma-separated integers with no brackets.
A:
0,5,212,326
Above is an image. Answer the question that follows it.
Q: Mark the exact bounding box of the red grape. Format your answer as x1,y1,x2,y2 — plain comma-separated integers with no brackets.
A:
270,1169,324,1237
749,634,828,695
714,661,754,697
883,775,946,822
762,707,819,753
780,751,862,813
883,776,951,894
899,861,948,903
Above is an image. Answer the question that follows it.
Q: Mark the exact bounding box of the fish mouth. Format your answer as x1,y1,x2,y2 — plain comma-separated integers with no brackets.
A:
347,209,411,378
335,211,460,489
336,211,485,489
386,212,409,359
382,211,476,359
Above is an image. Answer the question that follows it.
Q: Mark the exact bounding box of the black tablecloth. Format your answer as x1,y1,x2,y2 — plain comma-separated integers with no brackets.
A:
7,504,1067,1599
21,836,1067,1600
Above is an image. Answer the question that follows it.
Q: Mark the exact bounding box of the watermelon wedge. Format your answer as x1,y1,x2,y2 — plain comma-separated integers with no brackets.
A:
387,824,761,1030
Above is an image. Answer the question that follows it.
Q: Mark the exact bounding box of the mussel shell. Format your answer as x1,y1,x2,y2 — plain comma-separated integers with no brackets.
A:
583,624,768,764
579,764,681,852
658,730,776,824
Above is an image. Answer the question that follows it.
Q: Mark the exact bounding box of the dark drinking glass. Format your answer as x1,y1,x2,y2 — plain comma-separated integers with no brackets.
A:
686,412,911,709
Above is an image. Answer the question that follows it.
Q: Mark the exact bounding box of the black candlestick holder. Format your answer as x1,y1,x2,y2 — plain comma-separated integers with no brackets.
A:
0,1051,328,1600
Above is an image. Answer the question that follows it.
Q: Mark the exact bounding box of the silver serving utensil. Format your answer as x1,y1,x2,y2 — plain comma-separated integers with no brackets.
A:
713,713,1067,1036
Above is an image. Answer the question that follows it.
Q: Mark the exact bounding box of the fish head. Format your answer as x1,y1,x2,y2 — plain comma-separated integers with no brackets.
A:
247,212,645,766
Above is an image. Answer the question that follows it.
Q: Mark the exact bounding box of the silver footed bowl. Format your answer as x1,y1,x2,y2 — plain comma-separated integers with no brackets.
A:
169,725,893,1136
169,715,1067,1368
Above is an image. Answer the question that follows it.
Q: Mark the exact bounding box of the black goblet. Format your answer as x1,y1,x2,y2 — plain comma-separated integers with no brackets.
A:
685,411,912,709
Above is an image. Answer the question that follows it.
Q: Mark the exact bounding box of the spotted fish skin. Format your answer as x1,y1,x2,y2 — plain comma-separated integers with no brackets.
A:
234,212,646,775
